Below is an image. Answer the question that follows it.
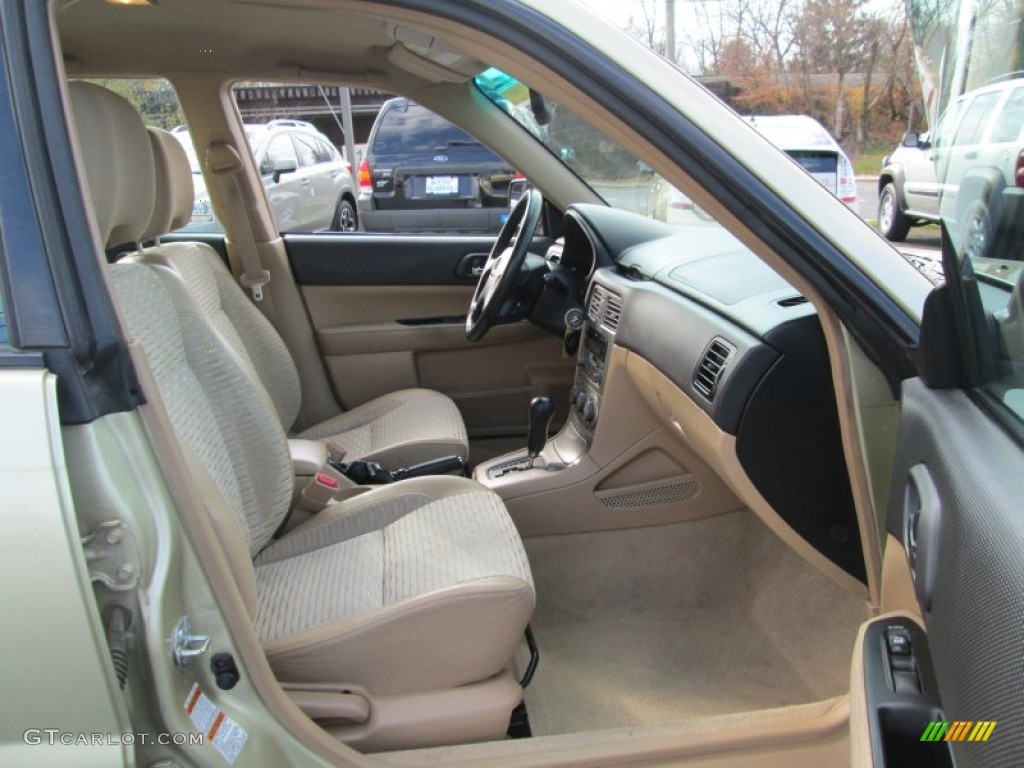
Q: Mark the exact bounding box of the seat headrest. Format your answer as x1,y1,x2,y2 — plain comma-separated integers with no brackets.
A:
143,128,196,241
68,81,155,248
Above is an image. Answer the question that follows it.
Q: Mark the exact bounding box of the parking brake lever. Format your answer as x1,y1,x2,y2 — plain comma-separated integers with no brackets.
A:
392,455,465,480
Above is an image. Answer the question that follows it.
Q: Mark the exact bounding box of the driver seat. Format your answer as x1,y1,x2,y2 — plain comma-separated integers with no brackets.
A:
135,126,468,470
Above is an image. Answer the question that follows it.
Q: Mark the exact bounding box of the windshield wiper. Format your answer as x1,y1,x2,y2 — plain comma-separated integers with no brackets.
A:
438,139,481,148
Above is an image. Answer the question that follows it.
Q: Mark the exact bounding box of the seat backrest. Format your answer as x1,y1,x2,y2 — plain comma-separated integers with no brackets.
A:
69,82,293,564
139,128,303,432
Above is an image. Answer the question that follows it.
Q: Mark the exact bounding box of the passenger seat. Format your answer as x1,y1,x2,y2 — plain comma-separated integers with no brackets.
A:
136,126,468,470
69,80,533,751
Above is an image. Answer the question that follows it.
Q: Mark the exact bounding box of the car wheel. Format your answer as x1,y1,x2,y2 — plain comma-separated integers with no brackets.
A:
878,182,911,241
960,198,991,261
332,198,357,232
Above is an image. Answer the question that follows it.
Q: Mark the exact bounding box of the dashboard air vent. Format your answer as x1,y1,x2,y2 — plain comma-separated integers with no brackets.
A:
588,285,606,322
603,293,623,331
693,338,735,401
776,295,809,308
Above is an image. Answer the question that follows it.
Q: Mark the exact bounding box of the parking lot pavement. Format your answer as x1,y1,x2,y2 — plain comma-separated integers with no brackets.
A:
857,177,878,221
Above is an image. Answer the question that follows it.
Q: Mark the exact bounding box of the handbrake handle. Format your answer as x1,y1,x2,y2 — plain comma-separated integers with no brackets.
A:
392,455,465,481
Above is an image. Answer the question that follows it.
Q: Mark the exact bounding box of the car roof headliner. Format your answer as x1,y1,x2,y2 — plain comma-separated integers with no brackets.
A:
58,0,469,90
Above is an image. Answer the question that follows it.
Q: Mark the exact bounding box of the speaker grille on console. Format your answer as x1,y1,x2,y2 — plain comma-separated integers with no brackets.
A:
596,477,700,508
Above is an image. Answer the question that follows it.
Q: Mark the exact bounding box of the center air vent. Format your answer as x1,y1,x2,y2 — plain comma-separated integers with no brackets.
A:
693,338,735,401
588,285,606,322
603,294,622,331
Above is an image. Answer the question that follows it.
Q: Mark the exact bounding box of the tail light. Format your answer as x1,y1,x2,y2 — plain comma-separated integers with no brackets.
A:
1015,150,1024,187
838,156,858,205
358,159,372,190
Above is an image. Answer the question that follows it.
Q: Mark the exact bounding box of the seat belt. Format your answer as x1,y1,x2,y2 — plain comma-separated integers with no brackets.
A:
206,142,271,303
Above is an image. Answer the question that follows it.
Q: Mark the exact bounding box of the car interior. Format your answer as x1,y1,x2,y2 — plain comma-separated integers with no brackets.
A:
44,0,985,766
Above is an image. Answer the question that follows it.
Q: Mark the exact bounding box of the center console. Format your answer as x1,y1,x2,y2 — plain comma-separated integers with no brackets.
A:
570,325,610,434
476,283,620,482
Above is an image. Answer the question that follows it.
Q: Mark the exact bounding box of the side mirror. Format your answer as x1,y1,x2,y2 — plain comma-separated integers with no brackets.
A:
509,178,531,210
272,156,297,183
901,132,920,148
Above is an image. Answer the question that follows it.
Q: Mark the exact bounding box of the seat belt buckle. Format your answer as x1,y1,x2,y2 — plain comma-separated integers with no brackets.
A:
239,269,271,302
297,471,343,513
326,441,348,468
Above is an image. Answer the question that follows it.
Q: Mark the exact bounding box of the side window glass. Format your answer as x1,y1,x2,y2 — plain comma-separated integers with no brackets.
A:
232,83,359,233
293,134,319,168
0,287,7,345
933,102,964,148
315,138,335,164
952,92,999,146
990,87,1024,144
361,99,516,234
942,86,1024,427
227,82,525,235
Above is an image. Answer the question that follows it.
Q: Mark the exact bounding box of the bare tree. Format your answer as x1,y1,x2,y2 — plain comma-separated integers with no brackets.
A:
793,0,871,137
626,0,663,53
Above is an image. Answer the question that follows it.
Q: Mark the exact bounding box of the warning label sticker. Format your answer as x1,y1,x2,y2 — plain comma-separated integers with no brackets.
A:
184,683,248,764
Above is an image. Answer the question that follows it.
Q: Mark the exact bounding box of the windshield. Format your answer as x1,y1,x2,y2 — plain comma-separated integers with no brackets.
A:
475,67,702,224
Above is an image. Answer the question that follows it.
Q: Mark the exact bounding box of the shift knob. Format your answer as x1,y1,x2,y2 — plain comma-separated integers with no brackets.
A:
527,396,556,460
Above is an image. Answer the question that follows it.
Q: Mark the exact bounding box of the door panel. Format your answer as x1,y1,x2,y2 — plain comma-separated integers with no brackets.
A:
287,234,574,437
882,378,1024,767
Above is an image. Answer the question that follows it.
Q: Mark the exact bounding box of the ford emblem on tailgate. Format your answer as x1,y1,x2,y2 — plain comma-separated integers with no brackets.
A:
433,154,449,162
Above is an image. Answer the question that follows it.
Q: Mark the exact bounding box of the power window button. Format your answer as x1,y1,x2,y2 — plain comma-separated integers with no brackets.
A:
887,631,912,656
893,671,921,695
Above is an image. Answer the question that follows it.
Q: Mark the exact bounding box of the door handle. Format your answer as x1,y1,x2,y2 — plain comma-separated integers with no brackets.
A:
964,151,978,160
455,252,490,280
904,464,942,612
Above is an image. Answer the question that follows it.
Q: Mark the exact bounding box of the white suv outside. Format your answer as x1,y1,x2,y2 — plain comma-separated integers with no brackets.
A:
175,119,359,234
747,115,858,210
878,76,1024,259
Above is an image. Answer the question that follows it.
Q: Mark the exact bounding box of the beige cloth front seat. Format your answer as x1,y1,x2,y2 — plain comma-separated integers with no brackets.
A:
69,81,533,750
136,127,468,470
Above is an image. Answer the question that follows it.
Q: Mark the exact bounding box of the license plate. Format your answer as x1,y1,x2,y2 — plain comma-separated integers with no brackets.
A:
425,175,459,195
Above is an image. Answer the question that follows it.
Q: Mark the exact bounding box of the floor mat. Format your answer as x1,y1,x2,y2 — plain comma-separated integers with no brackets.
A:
521,508,868,736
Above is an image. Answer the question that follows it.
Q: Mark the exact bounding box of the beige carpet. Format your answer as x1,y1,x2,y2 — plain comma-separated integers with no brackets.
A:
520,509,868,736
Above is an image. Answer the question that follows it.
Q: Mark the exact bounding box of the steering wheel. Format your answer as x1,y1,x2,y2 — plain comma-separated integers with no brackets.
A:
466,189,543,341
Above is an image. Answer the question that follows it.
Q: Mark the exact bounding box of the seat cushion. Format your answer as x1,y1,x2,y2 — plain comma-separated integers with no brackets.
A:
253,478,534,694
297,388,469,468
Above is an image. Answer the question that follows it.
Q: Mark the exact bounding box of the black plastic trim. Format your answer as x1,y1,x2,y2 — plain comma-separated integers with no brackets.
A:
0,349,44,367
862,617,951,768
287,234,497,285
736,317,865,581
0,2,142,424
287,233,553,287
375,0,920,392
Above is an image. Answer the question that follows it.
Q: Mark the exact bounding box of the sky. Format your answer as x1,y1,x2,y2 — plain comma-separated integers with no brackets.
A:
576,0,715,72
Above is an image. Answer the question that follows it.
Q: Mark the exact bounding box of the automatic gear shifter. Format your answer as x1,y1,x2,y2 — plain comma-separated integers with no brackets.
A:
527,396,556,467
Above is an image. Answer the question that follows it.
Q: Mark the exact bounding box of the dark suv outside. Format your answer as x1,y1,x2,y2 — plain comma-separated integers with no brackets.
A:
357,98,516,233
